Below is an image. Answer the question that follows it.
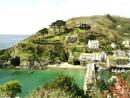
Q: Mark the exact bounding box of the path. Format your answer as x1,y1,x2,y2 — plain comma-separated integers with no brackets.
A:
83,63,96,94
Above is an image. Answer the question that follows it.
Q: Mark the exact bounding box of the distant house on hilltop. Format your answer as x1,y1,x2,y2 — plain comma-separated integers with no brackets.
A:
71,18,96,28
76,23,91,30
88,40,99,49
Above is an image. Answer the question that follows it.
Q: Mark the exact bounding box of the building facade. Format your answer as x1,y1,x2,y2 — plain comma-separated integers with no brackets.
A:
88,40,99,49
79,52,107,61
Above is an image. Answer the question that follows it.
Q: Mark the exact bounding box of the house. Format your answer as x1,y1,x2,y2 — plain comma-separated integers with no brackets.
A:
65,35,77,43
122,40,130,48
88,40,99,49
113,50,127,58
111,43,117,48
110,50,129,66
76,24,91,30
79,52,107,61
116,25,122,29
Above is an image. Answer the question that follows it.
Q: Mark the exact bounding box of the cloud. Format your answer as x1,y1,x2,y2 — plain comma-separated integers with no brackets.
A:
56,0,129,18
0,0,57,35
0,0,129,35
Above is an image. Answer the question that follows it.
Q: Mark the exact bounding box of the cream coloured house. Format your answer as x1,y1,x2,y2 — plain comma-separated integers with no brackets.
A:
79,52,107,61
109,50,129,66
88,40,99,49
113,50,127,58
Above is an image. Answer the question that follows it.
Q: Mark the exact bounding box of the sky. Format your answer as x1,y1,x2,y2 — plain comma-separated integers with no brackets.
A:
0,0,129,35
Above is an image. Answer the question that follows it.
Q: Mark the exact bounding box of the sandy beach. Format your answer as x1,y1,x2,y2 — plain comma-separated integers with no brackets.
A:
47,62,86,69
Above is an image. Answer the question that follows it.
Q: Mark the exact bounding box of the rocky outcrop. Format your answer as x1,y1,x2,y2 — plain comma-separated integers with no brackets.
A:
0,61,4,68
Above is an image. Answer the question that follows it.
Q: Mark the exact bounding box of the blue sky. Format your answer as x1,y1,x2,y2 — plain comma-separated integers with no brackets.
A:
0,0,129,35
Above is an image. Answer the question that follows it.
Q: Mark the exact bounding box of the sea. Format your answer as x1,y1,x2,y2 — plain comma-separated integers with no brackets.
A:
0,34,29,50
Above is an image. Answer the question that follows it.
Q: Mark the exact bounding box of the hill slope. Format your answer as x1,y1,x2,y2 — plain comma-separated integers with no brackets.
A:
1,14,130,68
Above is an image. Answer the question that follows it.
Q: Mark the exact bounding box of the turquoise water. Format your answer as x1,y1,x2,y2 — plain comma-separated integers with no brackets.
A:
0,69,86,97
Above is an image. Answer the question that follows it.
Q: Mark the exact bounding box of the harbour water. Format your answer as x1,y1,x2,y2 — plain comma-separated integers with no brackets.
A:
0,69,86,97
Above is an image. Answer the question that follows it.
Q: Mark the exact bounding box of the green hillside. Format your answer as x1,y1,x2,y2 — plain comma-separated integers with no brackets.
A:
1,14,130,68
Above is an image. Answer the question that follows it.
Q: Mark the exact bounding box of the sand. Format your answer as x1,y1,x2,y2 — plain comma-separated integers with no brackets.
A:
47,62,86,69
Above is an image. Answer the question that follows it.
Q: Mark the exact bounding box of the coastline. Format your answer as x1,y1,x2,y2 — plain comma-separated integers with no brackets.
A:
0,62,86,71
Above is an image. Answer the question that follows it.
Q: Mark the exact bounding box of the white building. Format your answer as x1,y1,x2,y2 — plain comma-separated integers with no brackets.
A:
122,40,130,48
88,40,99,49
111,43,117,48
79,52,107,61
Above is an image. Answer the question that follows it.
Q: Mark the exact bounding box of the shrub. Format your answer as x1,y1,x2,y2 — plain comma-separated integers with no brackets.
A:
0,80,21,98
27,75,84,98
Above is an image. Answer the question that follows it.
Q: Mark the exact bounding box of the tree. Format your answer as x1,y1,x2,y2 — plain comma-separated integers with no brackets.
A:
96,79,109,97
39,28,48,37
51,75,83,96
55,20,66,29
27,46,42,70
0,80,21,98
50,20,66,33
0,49,11,62
60,49,68,62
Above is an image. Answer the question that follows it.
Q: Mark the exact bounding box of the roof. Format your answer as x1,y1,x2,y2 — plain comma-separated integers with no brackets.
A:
108,55,115,60
108,55,128,60
88,40,99,43
116,57,129,60
80,53,101,56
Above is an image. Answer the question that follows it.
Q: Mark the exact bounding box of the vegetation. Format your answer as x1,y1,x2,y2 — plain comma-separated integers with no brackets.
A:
50,20,66,33
0,80,21,98
27,75,86,98
39,28,48,37
121,71,130,85
0,49,11,62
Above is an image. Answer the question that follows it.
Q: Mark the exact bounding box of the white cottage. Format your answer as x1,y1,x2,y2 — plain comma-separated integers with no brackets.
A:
88,40,99,49
111,43,117,48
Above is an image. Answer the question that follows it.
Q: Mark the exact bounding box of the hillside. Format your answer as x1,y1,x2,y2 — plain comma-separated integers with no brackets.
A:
1,14,130,68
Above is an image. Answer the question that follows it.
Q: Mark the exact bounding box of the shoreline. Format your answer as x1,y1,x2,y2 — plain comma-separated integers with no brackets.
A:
0,62,86,70
47,62,86,69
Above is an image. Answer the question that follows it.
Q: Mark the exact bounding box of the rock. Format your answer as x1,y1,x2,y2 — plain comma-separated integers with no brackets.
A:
0,61,3,68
